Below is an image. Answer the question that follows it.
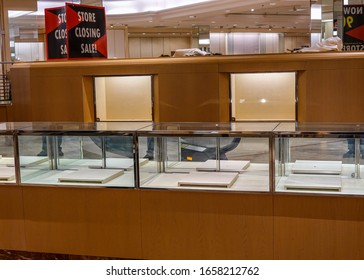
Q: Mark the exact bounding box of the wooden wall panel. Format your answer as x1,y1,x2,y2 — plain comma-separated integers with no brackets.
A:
218,73,230,122
28,70,86,122
0,185,26,251
8,51,364,123
301,68,364,122
22,186,142,259
8,67,32,122
141,190,274,260
82,77,95,122
157,72,222,121
0,106,9,122
274,194,364,259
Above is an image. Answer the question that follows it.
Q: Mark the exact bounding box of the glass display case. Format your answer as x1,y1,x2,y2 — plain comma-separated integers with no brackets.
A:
274,122,364,195
0,123,26,184
16,122,152,187
4,120,364,195
137,122,275,192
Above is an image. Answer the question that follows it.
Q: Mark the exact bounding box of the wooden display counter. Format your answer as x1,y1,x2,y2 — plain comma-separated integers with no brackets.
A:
274,194,364,259
0,185,26,251
2,52,364,259
8,51,364,123
2,184,364,259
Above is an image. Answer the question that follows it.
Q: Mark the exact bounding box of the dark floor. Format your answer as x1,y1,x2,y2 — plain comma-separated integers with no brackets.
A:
0,249,123,260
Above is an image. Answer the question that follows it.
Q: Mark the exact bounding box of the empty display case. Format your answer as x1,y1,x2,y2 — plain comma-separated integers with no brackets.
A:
138,122,275,192
16,122,151,187
274,122,364,195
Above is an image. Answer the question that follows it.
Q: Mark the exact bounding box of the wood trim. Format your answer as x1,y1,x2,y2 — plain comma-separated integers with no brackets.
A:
22,186,142,259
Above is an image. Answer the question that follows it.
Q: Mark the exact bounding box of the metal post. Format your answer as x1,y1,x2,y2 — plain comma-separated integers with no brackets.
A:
355,137,361,179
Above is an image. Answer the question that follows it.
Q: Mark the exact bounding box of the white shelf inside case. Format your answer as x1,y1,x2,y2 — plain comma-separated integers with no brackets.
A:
58,169,124,184
196,160,250,173
284,174,342,192
291,160,342,175
89,158,148,169
178,171,239,188
0,166,15,181
0,157,14,166
6,156,48,167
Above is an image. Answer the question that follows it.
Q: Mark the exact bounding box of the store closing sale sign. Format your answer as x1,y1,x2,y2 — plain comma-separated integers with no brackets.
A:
45,3,107,60
45,6,67,59
66,3,107,58
343,5,364,51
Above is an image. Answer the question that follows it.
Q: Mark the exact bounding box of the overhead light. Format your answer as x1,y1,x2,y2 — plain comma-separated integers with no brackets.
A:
251,8,255,12
103,0,212,14
8,10,32,18
311,4,321,20
199,39,210,45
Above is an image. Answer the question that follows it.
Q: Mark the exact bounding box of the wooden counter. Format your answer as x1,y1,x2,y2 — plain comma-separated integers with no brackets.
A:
8,52,364,123
3,52,364,259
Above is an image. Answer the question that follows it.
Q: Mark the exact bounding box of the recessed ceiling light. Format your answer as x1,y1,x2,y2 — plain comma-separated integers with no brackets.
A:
251,8,255,12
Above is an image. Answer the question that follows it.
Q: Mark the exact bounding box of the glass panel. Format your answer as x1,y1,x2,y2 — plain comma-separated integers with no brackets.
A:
139,135,270,192
18,134,135,188
231,72,296,121
0,135,16,183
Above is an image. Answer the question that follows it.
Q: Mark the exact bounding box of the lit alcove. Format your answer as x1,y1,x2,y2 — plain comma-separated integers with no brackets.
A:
94,76,153,121
231,72,296,121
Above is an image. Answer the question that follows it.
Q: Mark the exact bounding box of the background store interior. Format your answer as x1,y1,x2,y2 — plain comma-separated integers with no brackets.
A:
0,0,360,62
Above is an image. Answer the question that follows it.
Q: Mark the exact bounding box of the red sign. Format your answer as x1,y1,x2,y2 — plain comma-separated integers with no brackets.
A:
66,3,108,59
45,6,67,60
45,3,107,60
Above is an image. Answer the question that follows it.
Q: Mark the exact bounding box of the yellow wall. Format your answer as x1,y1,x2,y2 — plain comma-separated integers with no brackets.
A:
95,76,153,121
232,72,296,121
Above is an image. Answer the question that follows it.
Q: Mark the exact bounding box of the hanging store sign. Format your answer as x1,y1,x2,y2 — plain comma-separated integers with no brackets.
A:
45,6,67,60
45,3,107,60
66,3,108,59
343,4,364,51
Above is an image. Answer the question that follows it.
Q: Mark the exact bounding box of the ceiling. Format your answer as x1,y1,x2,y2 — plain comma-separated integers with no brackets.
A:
8,0,334,34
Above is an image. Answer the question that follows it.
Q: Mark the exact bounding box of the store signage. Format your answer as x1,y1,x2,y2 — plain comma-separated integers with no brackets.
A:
45,3,107,60
343,4,364,51
66,3,107,59
45,6,67,60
